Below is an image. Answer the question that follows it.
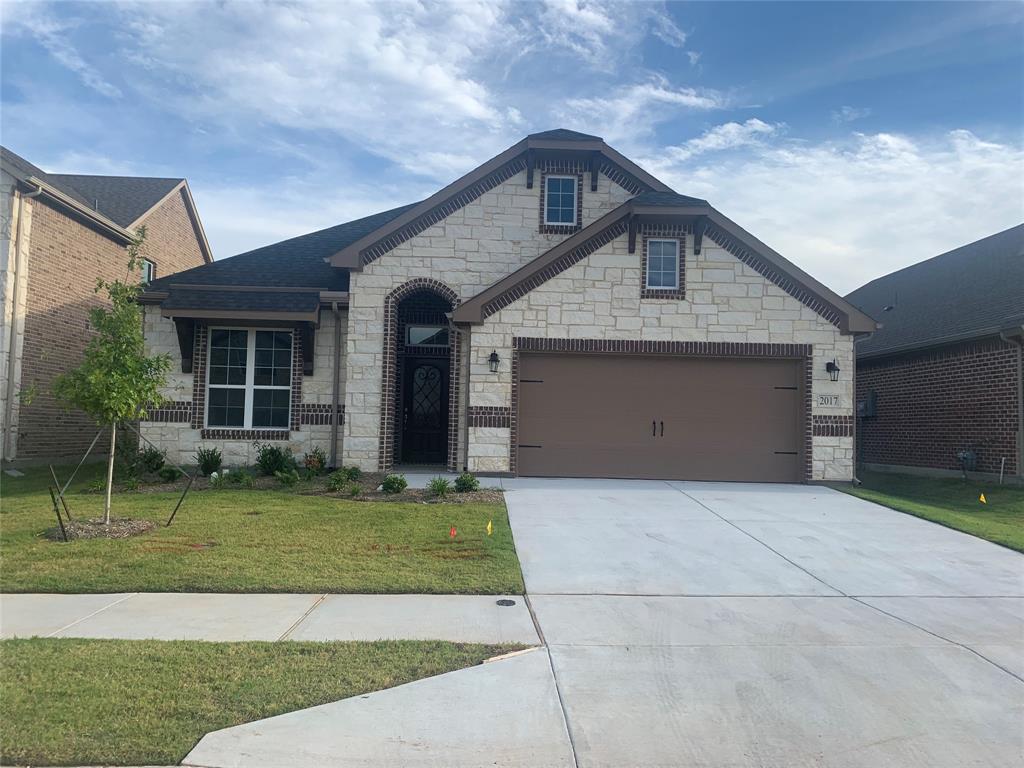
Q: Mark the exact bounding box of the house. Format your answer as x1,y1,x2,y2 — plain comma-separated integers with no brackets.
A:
846,224,1024,480
139,129,875,482
0,147,212,463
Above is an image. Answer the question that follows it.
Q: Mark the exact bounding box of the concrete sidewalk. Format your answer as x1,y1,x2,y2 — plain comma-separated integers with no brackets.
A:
0,592,539,644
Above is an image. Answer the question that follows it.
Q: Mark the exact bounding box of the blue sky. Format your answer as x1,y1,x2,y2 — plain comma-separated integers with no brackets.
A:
2,0,1022,293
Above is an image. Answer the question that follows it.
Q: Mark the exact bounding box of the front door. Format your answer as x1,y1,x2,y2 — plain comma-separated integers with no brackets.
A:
401,357,449,464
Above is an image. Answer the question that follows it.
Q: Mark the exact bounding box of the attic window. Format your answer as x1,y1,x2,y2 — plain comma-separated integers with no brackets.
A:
141,259,155,284
544,175,577,225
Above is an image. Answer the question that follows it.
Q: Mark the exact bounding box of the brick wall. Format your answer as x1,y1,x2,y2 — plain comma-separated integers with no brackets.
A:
14,190,207,461
856,338,1020,474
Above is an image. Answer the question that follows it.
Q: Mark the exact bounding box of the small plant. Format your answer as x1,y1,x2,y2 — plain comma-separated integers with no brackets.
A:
380,474,408,494
254,442,295,476
228,468,256,488
194,446,223,476
208,470,230,489
274,468,300,487
326,469,348,492
139,446,166,473
427,476,451,498
158,466,183,483
122,476,140,491
341,465,362,482
348,483,362,497
303,446,327,476
84,477,106,494
454,472,480,493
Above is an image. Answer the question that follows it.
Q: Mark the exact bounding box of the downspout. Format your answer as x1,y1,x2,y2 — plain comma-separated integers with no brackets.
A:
999,327,1024,478
3,183,41,461
329,301,342,469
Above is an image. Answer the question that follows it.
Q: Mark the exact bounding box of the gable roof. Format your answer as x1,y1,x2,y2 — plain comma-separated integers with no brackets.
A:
1,146,212,260
329,129,674,269
453,196,877,334
47,173,183,228
146,203,417,299
846,224,1024,358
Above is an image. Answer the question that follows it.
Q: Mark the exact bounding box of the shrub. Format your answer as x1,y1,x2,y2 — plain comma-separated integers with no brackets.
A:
122,476,139,491
194,446,222,476
228,468,256,488
326,469,348,492
427,476,451,498
303,447,327,476
380,474,408,494
158,466,183,483
348,483,362,497
274,468,300,487
139,446,165,473
254,442,295,476
84,477,106,494
454,472,480,493
340,465,362,482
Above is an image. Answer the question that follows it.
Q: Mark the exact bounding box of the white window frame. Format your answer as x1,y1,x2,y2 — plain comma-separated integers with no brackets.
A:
544,174,578,226
141,259,155,284
205,327,292,430
645,238,680,290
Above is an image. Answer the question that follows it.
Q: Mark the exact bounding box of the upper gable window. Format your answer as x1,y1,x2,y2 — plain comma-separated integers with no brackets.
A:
645,239,679,289
141,259,155,284
544,175,578,226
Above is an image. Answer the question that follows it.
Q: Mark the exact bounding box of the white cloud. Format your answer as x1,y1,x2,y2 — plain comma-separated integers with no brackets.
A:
559,76,729,144
643,127,1024,293
832,105,872,124
660,118,781,162
0,3,122,98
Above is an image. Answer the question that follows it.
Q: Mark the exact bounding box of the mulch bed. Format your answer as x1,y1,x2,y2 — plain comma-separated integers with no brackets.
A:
118,471,504,504
45,517,156,541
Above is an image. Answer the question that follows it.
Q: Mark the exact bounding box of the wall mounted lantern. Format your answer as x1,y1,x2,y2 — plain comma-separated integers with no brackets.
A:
488,350,500,373
825,359,841,382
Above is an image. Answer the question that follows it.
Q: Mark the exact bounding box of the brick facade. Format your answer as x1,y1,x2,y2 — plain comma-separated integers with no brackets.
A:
856,338,1020,475
11,189,207,461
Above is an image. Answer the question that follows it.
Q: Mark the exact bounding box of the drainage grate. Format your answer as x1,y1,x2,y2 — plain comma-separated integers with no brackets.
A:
496,599,516,607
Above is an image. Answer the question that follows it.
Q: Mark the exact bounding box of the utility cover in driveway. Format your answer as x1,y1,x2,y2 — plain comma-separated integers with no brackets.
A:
516,353,803,481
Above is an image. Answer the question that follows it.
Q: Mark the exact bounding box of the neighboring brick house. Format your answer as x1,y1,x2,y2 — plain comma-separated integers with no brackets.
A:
846,225,1024,479
0,147,212,463
140,129,876,482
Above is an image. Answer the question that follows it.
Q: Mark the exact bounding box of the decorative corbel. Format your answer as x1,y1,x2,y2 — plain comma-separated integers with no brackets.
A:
173,317,195,374
299,322,315,375
589,151,600,192
526,149,536,190
627,214,638,254
693,215,706,256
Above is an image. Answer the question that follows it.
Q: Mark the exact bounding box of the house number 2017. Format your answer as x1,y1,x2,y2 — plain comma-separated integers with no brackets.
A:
817,395,840,407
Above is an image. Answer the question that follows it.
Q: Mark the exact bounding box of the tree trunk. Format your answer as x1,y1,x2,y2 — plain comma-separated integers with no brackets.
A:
104,423,116,525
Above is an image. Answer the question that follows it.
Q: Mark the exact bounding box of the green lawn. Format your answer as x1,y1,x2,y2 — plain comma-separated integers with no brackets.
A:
0,637,520,766
0,465,524,594
835,470,1024,552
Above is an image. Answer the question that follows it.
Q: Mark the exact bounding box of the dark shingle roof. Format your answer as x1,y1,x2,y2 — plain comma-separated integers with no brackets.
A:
846,224,1024,358
149,202,418,295
48,174,182,227
632,191,709,207
162,289,321,315
1,146,184,228
528,128,603,142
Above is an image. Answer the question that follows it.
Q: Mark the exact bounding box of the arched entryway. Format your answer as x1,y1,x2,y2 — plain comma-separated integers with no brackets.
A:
379,279,460,472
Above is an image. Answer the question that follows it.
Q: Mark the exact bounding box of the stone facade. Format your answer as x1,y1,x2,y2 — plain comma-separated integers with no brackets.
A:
465,229,854,480
343,167,633,470
2,187,208,462
139,306,345,466
857,338,1020,476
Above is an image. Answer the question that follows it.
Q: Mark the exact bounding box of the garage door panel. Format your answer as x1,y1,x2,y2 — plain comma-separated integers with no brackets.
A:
516,354,803,482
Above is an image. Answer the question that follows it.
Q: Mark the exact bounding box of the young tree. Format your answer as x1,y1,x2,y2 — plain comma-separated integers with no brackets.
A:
53,227,170,524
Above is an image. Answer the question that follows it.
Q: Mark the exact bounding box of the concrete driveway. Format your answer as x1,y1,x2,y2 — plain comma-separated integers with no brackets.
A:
504,478,1024,768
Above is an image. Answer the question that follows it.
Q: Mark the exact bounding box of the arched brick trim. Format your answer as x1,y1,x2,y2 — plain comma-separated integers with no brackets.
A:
378,278,460,472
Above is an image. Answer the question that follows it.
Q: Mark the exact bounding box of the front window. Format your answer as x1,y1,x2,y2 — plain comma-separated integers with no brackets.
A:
207,328,292,429
646,239,680,289
544,175,577,225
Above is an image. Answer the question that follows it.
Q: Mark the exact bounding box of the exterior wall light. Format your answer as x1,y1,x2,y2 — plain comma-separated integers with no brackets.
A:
825,359,841,382
488,350,500,373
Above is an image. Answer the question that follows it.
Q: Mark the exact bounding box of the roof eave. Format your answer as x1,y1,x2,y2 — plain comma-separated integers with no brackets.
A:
23,176,134,244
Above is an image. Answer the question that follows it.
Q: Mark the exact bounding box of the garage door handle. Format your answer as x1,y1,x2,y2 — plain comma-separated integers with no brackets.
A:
652,420,656,437
660,421,664,437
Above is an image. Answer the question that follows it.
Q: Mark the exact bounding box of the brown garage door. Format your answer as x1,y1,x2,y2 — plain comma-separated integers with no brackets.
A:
516,353,804,482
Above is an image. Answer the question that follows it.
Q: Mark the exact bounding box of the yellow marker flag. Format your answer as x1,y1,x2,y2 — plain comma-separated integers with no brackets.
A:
979,493,987,504
486,520,493,536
